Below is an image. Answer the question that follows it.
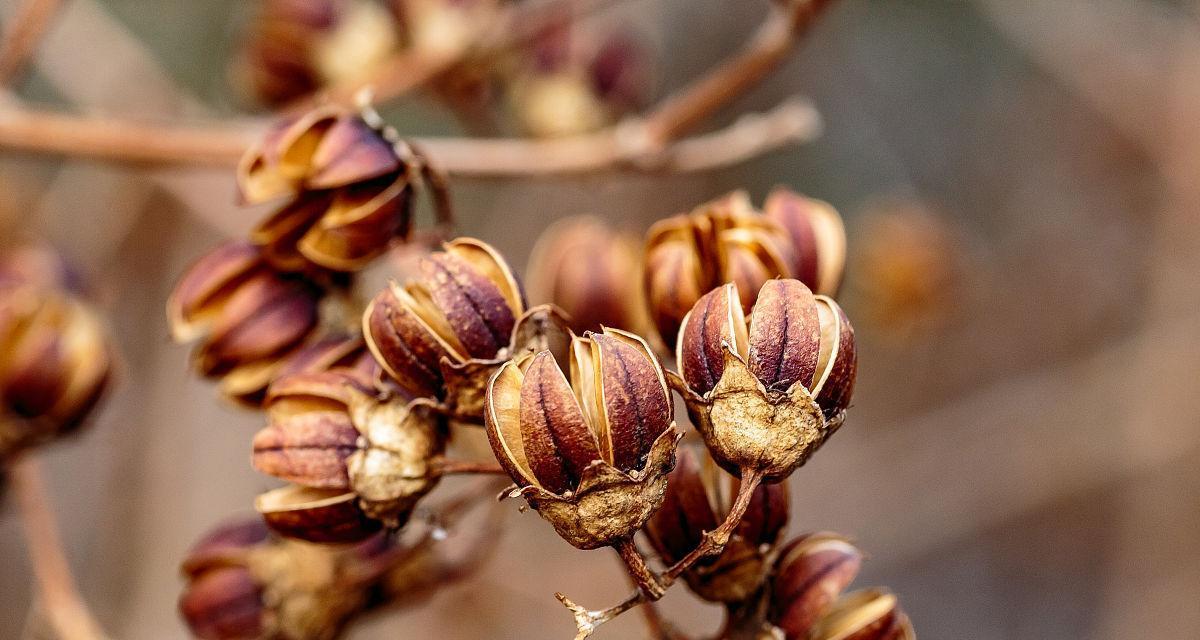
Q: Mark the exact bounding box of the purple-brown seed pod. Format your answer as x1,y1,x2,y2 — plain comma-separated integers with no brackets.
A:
768,532,863,637
645,447,788,603
484,327,679,549
764,187,846,297
673,279,857,480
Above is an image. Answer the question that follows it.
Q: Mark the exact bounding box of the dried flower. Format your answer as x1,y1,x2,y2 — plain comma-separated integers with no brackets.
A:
0,257,112,456
253,370,446,542
768,532,863,636
643,191,794,347
364,237,570,421
233,0,398,107
673,279,856,481
238,105,421,273
484,327,679,549
167,240,322,406
763,187,846,297
645,447,788,603
525,216,649,335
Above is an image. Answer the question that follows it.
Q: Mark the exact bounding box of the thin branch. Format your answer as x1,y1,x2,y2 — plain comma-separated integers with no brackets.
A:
9,455,110,640
0,0,65,87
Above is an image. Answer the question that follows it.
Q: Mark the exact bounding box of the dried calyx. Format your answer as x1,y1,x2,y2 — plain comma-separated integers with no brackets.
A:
252,369,447,543
766,533,913,640
645,447,788,604
525,215,651,336
484,327,678,550
674,278,857,482
364,237,571,422
0,247,112,457
644,188,845,347
238,102,451,274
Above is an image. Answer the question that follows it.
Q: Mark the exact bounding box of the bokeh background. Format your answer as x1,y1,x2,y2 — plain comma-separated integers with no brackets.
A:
1,0,1199,638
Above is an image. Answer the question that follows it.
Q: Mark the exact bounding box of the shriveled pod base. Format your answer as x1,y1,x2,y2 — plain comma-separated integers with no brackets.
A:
346,395,447,526
247,540,372,640
685,540,772,604
674,347,838,482
516,427,680,550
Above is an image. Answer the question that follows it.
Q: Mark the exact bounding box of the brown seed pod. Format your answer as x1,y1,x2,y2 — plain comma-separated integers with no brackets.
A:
806,589,915,640
364,237,572,422
484,327,679,549
768,532,863,637
252,370,446,542
673,279,856,481
645,447,788,603
763,187,846,297
525,215,651,335
0,265,112,457
167,240,324,407
238,105,417,273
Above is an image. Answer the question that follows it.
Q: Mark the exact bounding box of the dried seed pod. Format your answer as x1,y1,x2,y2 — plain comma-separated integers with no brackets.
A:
807,589,915,640
253,370,446,542
364,237,571,421
0,260,112,456
233,0,398,107
238,106,414,273
645,447,788,603
763,187,846,297
674,279,856,480
167,240,323,407
643,191,795,346
485,327,679,549
768,533,863,637
525,216,649,335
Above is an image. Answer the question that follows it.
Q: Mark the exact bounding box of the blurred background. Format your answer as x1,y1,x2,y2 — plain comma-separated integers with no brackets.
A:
1,0,1198,638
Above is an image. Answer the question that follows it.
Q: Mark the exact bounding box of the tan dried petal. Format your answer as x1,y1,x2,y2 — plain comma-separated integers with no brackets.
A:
748,279,821,392
306,114,401,190
485,357,536,487
298,174,411,271
811,296,857,419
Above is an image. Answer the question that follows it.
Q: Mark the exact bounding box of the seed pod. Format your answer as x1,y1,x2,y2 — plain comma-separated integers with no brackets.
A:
253,370,446,542
167,240,322,407
525,216,649,335
237,105,413,273
179,517,418,640
645,447,788,603
0,267,112,456
763,187,846,297
233,0,398,108
485,327,679,549
807,589,915,640
673,279,856,480
768,533,863,637
364,237,571,422
643,191,795,346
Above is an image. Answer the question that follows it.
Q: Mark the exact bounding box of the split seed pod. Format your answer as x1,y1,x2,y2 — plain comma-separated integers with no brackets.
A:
484,327,679,549
525,216,649,335
763,187,846,297
674,279,856,480
253,370,446,542
643,191,794,347
645,447,788,603
167,240,322,406
768,533,863,637
364,237,571,421
0,274,111,456
238,105,414,273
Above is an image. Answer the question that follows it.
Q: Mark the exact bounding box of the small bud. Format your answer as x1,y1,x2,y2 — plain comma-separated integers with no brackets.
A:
253,370,446,542
365,237,569,421
768,533,863,637
0,259,112,456
167,240,322,407
645,447,788,603
237,106,412,273
485,327,679,549
763,188,846,297
808,589,915,640
674,279,857,480
525,216,650,335
643,191,795,346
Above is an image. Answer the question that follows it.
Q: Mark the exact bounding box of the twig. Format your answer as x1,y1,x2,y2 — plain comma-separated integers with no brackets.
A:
433,458,508,476
9,455,110,640
0,0,65,87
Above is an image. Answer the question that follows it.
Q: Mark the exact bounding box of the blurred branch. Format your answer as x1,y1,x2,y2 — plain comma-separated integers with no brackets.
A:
9,455,110,640
0,0,65,87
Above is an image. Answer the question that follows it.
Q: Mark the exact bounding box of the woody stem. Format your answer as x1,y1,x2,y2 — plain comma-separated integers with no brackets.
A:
615,538,665,599
9,455,110,640
434,458,507,476
663,469,763,584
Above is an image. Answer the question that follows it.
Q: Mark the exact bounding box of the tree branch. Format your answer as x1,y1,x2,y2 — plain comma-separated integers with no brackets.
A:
9,455,110,640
